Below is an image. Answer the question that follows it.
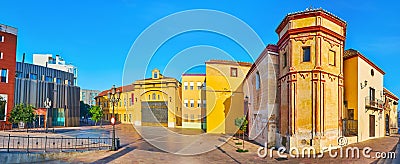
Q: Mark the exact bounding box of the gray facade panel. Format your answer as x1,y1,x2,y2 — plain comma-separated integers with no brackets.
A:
14,62,80,127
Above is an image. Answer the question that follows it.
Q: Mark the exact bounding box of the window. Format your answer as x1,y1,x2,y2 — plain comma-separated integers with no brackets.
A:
129,114,132,122
45,76,53,82
56,78,61,84
370,88,375,101
348,109,354,120
153,72,158,79
15,71,22,78
197,99,201,108
190,99,194,108
129,98,131,106
131,93,134,105
184,82,188,90
303,47,311,62
0,94,7,121
256,72,260,90
184,99,188,107
158,95,160,100
197,82,202,90
124,114,126,122
184,114,188,121
203,100,206,108
1,69,7,83
329,50,336,66
282,53,287,68
0,36,4,42
190,82,194,90
152,93,156,100
0,52,3,59
148,95,151,100
30,73,38,80
230,67,238,77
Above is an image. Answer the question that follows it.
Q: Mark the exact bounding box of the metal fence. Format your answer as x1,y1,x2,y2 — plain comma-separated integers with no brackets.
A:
0,134,116,153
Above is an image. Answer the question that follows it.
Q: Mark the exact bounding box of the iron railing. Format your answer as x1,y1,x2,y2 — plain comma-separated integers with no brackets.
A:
343,119,358,137
0,134,117,153
365,97,384,110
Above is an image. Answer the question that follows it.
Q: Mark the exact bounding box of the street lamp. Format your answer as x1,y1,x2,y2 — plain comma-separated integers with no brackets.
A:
107,85,121,151
44,98,52,132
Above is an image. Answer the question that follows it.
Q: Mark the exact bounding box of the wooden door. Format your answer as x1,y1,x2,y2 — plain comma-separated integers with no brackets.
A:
369,115,375,137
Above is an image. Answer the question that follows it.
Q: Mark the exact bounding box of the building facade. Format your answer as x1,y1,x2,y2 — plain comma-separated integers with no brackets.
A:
243,45,279,148
181,74,205,129
97,69,182,127
383,88,399,135
275,9,347,152
14,62,80,127
343,49,388,143
33,54,78,86
205,60,252,134
80,89,100,106
0,24,17,129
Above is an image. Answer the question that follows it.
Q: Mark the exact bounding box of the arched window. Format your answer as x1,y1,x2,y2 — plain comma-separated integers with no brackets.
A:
152,93,156,100
256,72,260,90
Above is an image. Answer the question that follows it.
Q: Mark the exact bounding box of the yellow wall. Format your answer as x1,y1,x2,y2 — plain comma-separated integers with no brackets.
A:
205,61,251,134
96,69,182,127
181,75,205,129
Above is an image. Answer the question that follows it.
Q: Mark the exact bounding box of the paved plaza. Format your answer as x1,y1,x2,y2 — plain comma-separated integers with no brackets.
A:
55,124,400,163
0,124,399,163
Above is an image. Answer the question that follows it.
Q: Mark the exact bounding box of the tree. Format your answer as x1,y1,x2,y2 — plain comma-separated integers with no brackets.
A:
89,105,103,126
9,104,36,132
235,115,248,152
80,101,90,119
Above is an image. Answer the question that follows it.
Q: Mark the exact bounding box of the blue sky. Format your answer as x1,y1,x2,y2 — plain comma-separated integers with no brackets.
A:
0,0,399,96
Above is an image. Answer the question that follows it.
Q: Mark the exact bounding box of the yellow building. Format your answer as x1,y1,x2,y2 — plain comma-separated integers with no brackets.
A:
181,74,206,129
205,60,252,134
383,88,399,135
275,9,347,153
343,49,387,143
95,84,135,124
96,69,182,127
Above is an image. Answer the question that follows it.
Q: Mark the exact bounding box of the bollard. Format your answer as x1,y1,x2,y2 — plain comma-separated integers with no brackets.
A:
7,134,10,153
60,136,63,152
44,136,47,152
75,137,77,151
27,135,30,153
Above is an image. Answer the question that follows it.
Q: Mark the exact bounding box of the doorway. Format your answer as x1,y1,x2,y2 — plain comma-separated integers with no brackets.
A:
385,114,389,135
369,115,375,137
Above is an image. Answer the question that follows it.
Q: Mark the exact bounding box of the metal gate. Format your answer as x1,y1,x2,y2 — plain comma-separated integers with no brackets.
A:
141,102,168,126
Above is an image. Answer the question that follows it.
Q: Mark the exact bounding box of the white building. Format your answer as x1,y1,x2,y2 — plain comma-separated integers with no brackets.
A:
33,54,78,85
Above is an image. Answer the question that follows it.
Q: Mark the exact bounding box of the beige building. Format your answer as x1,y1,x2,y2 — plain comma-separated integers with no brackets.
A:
243,45,279,148
384,88,399,135
343,49,386,143
181,74,206,129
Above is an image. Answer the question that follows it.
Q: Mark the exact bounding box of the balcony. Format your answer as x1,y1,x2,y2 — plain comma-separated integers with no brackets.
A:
365,97,384,110
343,119,358,137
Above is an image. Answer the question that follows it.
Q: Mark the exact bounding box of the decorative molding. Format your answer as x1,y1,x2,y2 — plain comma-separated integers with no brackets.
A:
323,36,339,48
294,33,314,44
299,73,309,79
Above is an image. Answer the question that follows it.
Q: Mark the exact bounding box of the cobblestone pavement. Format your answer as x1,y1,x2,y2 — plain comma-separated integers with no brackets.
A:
55,124,399,164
